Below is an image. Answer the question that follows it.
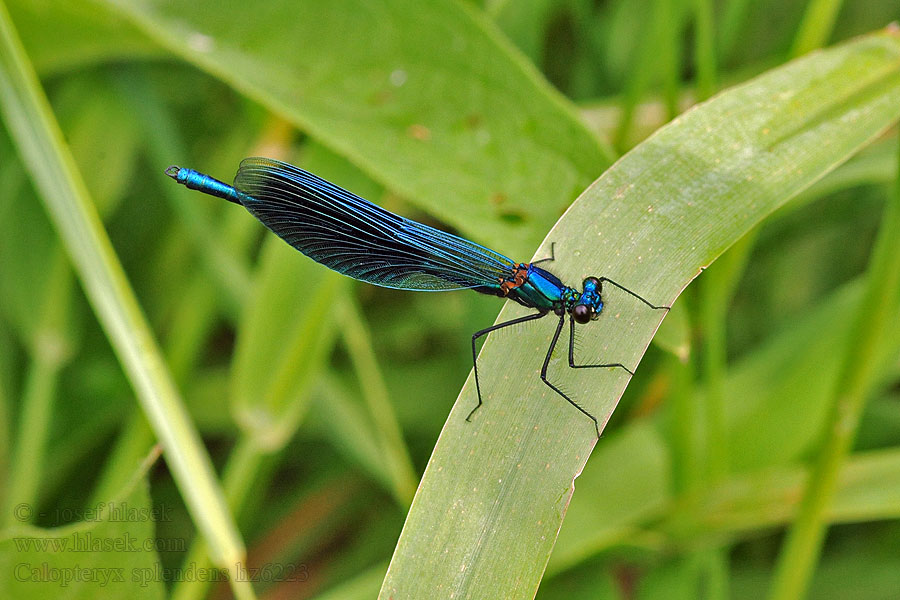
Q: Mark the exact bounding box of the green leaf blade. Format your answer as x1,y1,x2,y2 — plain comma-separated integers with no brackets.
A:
381,29,900,599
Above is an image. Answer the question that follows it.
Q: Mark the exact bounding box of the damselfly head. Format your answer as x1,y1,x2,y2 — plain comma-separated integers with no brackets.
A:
572,276,603,324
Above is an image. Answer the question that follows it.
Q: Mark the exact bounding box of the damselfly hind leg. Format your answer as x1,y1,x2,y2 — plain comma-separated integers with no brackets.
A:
468,311,549,422
540,314,602,437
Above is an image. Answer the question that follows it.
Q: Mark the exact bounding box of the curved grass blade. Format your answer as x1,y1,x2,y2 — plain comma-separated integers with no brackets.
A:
380,29,900,599
0,5,251,596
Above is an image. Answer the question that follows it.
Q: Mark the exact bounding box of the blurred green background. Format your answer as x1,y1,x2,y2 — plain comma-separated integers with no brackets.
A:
1,0,899,599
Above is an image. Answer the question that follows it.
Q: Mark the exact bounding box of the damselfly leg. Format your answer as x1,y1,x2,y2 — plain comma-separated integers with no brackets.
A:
468,311,549,422
540,314,604,437
598,277,670,310
469,279,669,437
567,317,634,375
531,242,556,266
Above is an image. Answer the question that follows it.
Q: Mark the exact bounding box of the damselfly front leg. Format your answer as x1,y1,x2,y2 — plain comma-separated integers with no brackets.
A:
531,242,556,266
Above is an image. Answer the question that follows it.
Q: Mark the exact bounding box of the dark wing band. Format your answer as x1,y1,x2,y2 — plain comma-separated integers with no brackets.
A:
233,157,515,291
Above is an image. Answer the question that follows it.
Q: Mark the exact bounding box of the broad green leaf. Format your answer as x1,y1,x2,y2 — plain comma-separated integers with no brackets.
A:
0,449,164,600
101,0,613,258
548,263,900,574
381,31,900,598
7,0,160,75
795,130,898,207
666,447,900,543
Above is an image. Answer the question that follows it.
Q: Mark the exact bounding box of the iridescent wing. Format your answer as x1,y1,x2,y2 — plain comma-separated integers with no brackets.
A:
233,157,515,292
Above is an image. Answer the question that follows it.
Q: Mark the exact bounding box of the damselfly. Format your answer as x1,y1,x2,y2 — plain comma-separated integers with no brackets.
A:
166,158,668,435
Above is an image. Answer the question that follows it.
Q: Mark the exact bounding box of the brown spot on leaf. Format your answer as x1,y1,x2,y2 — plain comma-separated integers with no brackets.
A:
407,124,431,140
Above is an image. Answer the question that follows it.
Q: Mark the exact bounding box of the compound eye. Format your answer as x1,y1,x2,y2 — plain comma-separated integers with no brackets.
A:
572,304,592,324
583,276,600,289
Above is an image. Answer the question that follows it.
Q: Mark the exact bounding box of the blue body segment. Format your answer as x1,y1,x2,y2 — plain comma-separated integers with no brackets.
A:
165,166,243,205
